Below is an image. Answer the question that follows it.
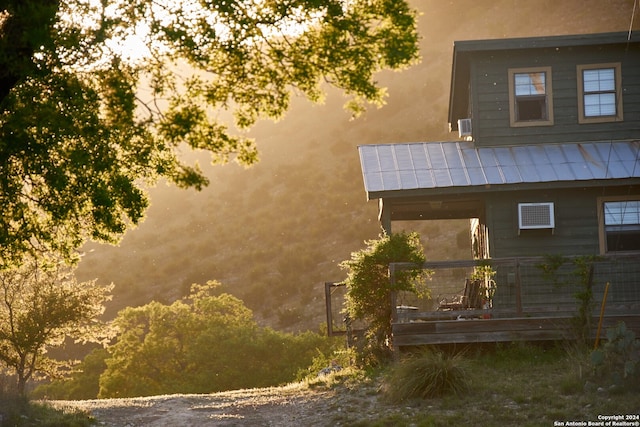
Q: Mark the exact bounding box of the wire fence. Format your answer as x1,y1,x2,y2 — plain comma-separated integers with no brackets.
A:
390,254,640,318
325,254,640,337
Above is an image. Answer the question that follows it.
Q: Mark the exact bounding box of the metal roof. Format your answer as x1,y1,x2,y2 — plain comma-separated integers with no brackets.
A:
358,141,640,199
452,31,637,54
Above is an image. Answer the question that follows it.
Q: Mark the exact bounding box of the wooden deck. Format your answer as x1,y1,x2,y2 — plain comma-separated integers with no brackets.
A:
392,312,640,348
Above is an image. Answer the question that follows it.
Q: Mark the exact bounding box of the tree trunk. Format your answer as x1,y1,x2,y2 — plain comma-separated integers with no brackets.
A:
17,373,27,397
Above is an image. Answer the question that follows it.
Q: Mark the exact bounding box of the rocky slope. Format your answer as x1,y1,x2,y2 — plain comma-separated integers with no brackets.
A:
75,0,636,333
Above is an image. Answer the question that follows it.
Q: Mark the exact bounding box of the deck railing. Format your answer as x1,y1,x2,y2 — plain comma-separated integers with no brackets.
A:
390,254,640,323
389,254,640,347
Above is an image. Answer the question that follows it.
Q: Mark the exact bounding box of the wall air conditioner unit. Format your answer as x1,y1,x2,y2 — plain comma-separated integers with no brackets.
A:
458,118,472,139
518,202,555,234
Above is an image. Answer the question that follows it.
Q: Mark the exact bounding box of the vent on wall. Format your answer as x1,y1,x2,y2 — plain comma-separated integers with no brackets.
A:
458,118,472,138
518,202,555,232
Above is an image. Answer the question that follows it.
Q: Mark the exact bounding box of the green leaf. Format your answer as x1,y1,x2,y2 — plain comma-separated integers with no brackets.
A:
0,0,419,265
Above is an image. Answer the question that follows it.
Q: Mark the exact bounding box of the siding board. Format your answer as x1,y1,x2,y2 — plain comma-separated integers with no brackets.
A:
486,187,640,258
470,42,640,146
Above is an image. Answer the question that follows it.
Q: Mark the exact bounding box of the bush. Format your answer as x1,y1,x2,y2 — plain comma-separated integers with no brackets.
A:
340,231,429,366
97,282,345,397
382,349,469,402
590,322,640,391
32,348,109,400
0,393,92,427
297,347,356,382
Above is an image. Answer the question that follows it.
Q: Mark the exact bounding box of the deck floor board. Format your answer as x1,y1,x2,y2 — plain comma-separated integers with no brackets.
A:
392,314,640,347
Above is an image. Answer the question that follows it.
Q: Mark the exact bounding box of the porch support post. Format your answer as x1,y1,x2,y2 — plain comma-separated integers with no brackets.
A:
389,263,399,360
379,198,392,234
390,264,398,324
325,282,334,336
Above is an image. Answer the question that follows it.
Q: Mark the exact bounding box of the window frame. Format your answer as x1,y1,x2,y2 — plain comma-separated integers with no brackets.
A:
508,66,554,127
577,63,623,124
597,196,640,254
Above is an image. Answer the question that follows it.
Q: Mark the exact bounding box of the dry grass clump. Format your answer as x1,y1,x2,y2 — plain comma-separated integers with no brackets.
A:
382,349,469,402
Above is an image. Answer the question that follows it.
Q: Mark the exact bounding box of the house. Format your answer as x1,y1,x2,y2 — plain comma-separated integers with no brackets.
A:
357,32,640,346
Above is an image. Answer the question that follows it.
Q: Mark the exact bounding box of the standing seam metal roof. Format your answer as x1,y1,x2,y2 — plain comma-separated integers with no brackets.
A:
358,141,640,197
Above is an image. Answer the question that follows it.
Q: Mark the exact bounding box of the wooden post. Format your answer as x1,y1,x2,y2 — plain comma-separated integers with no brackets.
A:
515,258,523,315
324,282,334,336
594,282,611,349
389,263,399,360
379,199,392,234
390,264,398,324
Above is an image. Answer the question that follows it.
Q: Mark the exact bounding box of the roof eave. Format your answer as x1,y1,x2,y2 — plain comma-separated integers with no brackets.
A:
452,31,636,53
447,42,463,131
367,177,640,201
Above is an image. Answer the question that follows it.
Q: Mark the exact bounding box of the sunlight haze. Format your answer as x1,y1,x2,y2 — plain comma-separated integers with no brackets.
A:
76,0,638,333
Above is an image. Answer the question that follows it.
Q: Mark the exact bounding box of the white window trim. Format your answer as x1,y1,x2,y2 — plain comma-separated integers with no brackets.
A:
597,196,640,254
508,66,554,127
577,63,623,124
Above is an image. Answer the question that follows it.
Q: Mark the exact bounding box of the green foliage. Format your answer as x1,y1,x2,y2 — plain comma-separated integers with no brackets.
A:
590,322,640,391
297,346,356,382
536,255,601,345
571,256,601,343
304,365,367,393
97,281,339,398
0,393,93,427
32,348,109,400
0,0,419,265
470,263,497,307
0,256,113,396
340,231,428,366
537,254,567,288
382,349,469,402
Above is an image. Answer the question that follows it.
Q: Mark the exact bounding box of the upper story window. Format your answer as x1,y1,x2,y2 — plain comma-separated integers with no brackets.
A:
598,198,640,253
508,66,554,127
577,63,623,123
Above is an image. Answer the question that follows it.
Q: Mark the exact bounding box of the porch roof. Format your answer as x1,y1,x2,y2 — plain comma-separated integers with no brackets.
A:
358,141,640,200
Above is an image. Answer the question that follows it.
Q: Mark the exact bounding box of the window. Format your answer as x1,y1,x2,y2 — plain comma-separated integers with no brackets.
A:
598,199,640,253
508,67,554,127
577,63,623,123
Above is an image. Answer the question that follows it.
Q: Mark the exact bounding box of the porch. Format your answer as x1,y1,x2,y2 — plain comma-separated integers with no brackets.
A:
389,254,640,348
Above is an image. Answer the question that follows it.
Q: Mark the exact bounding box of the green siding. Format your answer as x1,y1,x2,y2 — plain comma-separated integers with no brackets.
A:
470,43,640,146
487,186,640,258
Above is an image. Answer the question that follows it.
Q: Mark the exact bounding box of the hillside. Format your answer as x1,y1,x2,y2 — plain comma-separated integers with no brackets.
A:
75,0,637,332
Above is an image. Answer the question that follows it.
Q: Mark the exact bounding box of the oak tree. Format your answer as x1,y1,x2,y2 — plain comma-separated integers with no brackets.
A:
0,0,419,265
99,281,334,397
0,256,112,395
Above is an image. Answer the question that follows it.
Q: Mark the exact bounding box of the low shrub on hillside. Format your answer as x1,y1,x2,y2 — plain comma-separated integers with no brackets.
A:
382,349,469,402
36,281,344,399
297,347,359,384
0,393,92,427
33,348,109,400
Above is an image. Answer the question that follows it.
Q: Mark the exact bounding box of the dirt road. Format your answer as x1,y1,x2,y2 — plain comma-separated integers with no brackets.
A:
51,381,403,426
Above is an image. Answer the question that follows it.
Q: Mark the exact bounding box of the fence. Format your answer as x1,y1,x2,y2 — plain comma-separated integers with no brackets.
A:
325,255,640,346
390,253,640,320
